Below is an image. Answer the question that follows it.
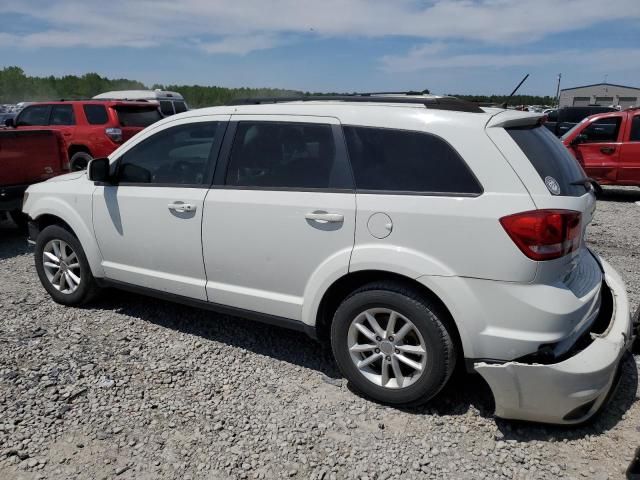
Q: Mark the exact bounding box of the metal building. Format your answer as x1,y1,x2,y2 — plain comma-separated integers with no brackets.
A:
558,83,639,109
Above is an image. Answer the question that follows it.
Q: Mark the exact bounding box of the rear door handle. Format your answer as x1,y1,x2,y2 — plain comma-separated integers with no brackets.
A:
600,146,616,154
305,211,344,223
168,202,196,213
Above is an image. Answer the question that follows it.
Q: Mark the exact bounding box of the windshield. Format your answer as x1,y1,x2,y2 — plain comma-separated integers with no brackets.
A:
115,107,162,127
507,125,587,197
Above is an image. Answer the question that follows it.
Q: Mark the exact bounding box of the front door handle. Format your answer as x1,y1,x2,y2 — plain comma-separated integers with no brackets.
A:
600,146,615,154
305,211,344,223
168,202,196,213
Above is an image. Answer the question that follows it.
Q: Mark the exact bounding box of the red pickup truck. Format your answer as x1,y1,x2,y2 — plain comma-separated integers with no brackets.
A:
562,108,640,187
0,129,68,225
4,100,162,170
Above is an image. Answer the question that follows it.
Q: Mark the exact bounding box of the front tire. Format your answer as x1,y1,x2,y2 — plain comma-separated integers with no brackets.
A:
331,282,456,406
70,151,93,171
34,225,98,305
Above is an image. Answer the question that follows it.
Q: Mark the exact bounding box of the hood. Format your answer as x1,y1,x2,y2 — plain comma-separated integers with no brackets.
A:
45,171,85,183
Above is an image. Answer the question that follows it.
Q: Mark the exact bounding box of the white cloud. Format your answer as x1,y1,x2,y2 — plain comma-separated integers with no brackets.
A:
380,45,640,73
1,0,639,54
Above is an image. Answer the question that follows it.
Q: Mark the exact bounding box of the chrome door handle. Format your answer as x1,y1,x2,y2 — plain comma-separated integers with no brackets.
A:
168,202,196,213
305,211,344,223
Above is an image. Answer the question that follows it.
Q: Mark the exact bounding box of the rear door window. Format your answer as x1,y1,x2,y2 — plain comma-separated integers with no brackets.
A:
581,117,622,143
344,126,482,195
225,121,352,189
507,126,586,197
631,116,640,142
50,105,75,125
115,107,162,127
16,105,51,126
83,104,109,125
159,101,174,116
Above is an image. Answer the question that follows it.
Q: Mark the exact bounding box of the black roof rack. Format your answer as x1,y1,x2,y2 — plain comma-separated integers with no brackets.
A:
227,94,485,113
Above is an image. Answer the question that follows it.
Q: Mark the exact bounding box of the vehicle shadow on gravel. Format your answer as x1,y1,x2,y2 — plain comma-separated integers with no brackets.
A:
599,186,640,203
0,221,29,260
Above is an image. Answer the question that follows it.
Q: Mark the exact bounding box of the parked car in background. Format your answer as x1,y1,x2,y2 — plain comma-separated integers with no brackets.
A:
0,129,68,225
22,95,636,425
562,107,640,187
5,100,162,170
544,106,618,137
92,89,188,117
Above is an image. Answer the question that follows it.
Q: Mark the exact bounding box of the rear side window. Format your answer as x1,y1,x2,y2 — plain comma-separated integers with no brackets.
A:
225,122,351,189
173,101,187,113
507,126,586,197
581,117,621,143
83,105,109,125
631,116,640,142
16,105,50,126
50,105,75,125
343,126,482,195
159,101,174,116
115,107,162,127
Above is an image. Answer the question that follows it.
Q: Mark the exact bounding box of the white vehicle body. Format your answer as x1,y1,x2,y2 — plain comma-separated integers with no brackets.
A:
23,96,637,424
93,90,188,116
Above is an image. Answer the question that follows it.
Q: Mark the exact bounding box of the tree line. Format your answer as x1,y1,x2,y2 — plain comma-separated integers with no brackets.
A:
0,66,556,107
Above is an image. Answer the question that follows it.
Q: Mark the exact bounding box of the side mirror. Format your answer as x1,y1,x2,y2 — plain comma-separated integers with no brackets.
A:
4,118,14,128
87,157,112,183
571,133,588,146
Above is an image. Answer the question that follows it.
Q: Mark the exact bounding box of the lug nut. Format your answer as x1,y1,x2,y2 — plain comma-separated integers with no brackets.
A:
395,349,400,354
375,336,382,342
374,348,380,353
388,336,394,342
385,356,391,361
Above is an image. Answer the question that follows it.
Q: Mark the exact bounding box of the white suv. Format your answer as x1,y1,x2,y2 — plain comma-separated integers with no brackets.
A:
23,95,637,425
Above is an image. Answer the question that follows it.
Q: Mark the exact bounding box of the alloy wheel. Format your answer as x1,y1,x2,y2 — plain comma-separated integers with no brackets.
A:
42,239,81,294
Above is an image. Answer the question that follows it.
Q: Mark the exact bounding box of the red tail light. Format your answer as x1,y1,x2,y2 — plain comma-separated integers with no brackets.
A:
500,209,582,261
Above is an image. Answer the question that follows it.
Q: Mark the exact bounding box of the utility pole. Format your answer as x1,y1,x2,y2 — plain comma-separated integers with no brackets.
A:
555,73,562,108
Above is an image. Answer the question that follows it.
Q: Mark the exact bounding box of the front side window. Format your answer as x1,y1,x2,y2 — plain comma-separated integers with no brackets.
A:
16,105,51,126
117,122,221,185
630,116,640,142
581,117,622,143
343,126,482,195
225,122,352,189
50,105,75,125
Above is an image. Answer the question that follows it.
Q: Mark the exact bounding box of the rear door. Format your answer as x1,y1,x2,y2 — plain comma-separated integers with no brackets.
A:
202,116,355,320
49,104,76,143
570,114,623,183
618,113,640,184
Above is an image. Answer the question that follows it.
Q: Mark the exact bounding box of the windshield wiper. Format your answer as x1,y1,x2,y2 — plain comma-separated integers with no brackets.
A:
570,177,601,193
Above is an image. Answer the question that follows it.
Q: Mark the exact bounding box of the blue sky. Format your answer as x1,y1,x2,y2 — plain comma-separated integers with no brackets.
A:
1,0,639,96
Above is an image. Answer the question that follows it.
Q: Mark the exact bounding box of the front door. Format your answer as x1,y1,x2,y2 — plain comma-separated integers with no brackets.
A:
202,116,356,320
92,117,228,300
572,115,622,183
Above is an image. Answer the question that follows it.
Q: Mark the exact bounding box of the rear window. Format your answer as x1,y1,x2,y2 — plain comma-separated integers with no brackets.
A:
344,126,482,195
159,101,174,116
173,101,187,113
114,107,162,127
83,104,109,125
507,126,586,197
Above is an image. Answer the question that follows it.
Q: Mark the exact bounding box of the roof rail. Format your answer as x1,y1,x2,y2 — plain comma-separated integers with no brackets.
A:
227,95,484,113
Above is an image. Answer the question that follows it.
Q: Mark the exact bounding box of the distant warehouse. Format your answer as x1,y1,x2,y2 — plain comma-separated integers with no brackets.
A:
559,82,639,109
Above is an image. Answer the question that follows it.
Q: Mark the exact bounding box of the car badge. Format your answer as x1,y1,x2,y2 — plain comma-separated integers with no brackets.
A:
545,176,561,195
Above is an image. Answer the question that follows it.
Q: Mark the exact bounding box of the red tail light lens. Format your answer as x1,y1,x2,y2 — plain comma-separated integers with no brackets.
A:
500,209,582,261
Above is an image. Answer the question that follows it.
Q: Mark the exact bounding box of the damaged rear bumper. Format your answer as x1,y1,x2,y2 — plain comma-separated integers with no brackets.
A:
475,258,636,425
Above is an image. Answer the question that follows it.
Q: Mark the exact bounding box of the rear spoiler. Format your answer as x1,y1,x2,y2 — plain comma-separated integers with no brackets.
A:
486,111,545,129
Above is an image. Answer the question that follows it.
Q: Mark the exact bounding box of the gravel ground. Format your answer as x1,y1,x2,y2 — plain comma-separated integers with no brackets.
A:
1,187,639,480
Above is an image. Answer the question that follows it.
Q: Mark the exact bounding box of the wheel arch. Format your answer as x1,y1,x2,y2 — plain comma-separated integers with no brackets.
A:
314,270,465,360
68,144,92,158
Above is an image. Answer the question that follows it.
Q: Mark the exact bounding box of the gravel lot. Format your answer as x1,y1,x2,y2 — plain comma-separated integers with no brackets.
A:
1,187,639,480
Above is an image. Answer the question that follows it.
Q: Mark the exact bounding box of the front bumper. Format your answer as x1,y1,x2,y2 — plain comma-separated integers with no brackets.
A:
475,258,635,425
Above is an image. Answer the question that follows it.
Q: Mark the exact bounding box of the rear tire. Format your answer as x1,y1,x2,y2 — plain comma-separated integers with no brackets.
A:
70,151,93,171
34,225,99,305
331,282,456,406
